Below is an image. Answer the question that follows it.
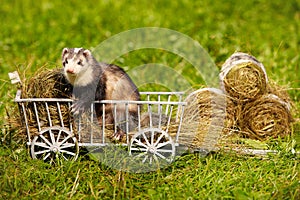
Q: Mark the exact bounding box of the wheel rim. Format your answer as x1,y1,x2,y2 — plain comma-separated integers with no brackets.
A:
31,126,79,162
129,128,175,164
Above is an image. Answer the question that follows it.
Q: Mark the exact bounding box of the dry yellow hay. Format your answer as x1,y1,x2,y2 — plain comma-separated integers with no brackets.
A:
177,81,294,149
76,113,114,143
218,52,294,143
22,68,72,99
267,80,292,105
8,68,121,142
179,88,235,150
226,78,293,141
7,68,74,140
220,52,268,102
240,94,293,140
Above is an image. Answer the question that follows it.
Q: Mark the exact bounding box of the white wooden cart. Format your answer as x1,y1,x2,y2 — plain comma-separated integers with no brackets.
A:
11,72,187,164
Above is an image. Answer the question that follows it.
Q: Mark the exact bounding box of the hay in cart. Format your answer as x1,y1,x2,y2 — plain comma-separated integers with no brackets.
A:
22,68,72,99
9,68,185,144
9,68,122,143
10,69,104,143
8,68,74,139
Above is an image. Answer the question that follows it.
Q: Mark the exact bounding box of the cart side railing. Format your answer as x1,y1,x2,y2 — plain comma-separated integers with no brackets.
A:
15,90,74,144
15,90,186,146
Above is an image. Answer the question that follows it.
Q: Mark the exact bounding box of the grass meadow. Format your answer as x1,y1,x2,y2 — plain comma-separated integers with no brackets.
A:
0,0,299,199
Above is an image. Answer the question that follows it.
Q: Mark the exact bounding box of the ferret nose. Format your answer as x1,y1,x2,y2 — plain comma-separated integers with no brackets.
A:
66,68,75,74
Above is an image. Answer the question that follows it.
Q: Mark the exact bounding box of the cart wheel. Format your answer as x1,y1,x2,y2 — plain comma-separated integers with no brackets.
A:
31,126,79,162
129,128,175,164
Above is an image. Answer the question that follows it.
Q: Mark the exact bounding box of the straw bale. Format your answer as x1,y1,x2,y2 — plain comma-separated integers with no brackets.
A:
220,52,268,102
179,88,235,150
240,94,292,140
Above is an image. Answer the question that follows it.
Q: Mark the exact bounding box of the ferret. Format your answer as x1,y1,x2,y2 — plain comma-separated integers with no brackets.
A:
61,47,140,140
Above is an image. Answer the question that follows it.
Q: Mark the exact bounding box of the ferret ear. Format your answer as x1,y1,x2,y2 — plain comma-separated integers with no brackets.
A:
62,48,69,58
82,49,92,58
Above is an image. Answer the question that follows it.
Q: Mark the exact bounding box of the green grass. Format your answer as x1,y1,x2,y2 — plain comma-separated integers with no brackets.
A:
1,146,299,199
0,0,299,199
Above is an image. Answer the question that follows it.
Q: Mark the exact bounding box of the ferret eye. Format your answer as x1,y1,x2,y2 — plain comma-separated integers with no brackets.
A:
65,59,68,64
63,59,68,67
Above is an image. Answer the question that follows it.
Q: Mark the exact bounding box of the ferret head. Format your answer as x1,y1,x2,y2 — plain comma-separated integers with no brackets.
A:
62,47,95,86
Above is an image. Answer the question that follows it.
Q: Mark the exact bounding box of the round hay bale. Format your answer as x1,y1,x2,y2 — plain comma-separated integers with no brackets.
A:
240,94,293,140
219,52,268,102
179,88,235,150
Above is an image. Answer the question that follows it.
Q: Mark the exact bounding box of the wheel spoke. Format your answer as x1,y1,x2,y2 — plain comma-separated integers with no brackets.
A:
130,147,148,152
35,149,51,155
156,148,173,153
34,142,51,149
155,151,167,160
151,130,154,145
43,152,52,161
142,133,151,147
134,151,147,159
49,157,55,165
149,156,153,165
61,154,68,161
60,143,75,149
56,129,62,142
60,135,71,145
153,133,165,147
49,129,56,145
153,154,159,163
156,141,170,149
60,149,76,156
133,139,148,149
142,154,148,163
40,135,53,147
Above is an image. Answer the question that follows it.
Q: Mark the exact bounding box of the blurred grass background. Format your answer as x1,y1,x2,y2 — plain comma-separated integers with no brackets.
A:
0,0,299,199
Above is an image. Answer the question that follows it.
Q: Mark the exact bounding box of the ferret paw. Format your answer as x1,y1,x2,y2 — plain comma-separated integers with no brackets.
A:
71,101,86,115
111,129,126,142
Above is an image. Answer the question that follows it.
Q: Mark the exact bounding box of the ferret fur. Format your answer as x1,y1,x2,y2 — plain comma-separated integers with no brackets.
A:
61,47,140,140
